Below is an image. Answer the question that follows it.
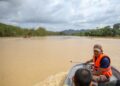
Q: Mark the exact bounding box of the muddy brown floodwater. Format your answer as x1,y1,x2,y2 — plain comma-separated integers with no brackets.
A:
0,36,120,86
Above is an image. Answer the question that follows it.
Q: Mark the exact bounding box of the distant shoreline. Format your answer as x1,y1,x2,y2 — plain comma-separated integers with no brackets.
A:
0,35,120,39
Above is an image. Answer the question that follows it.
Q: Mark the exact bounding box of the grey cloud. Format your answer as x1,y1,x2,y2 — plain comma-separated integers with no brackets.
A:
0,0,22,20
0,0,120,31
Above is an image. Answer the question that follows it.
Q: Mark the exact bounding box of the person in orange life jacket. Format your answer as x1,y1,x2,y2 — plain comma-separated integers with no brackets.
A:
85,44,112,82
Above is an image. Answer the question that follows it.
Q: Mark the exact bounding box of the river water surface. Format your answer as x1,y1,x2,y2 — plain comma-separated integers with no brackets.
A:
0,36,120,86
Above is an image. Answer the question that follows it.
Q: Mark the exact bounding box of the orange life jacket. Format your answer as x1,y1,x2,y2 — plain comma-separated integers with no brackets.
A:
93,53,112,77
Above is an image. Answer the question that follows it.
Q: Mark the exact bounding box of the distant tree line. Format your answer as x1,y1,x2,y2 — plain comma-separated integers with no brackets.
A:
0,22,120,37
73,23,120,37
0,23,61,37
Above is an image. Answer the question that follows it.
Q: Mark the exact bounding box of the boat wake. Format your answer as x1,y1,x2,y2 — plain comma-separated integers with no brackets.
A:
34,72,67,86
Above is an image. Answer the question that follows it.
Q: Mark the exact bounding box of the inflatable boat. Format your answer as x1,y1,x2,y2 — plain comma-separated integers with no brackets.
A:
64,63,120,86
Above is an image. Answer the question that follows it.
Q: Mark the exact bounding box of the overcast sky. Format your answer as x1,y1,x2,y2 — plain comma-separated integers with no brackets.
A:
0,0,120,31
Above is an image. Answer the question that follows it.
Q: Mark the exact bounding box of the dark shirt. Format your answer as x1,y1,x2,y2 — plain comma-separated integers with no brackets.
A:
100,56,110,68
95,56,110,68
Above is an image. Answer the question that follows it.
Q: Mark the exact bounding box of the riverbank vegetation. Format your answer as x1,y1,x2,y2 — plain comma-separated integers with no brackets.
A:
73,23,120,37
0,23,120,37
0,23,60,37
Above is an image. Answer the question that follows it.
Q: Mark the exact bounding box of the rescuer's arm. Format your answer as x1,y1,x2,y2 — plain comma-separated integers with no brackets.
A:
98,57,110,74
85,59,93,64
100,57,110,68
